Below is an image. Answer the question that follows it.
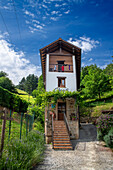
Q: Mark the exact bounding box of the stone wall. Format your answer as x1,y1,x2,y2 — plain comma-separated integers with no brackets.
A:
45,97,79,143
69,120,79,139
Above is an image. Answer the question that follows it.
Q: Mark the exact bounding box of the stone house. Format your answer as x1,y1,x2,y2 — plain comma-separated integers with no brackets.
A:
40,38,81,149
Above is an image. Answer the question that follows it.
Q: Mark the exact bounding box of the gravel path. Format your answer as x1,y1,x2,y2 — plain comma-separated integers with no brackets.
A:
34,124,113,170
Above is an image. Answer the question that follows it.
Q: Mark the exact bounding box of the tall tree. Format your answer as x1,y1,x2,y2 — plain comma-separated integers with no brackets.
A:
17,74,38,94
25,74,38,94
0,77,17,93
17,77,26,90
0,71,8,77
103,63,113,89
82,66,111,99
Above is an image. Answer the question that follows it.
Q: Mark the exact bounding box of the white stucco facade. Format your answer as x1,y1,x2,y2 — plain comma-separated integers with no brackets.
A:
46,54,77,92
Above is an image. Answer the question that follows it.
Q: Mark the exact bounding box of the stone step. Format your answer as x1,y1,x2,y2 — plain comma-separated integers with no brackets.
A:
53,146,73,150
53,121,72,150
53,140,70,144
54,143,71,146
54,135,69,138
54,138,70,141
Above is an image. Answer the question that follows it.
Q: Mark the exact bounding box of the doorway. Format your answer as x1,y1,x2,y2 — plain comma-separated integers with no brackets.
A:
57,61,64,72
58,102,66,120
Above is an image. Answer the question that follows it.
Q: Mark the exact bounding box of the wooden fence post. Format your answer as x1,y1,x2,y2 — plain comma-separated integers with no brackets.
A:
0,108,7,158
20,113,23,140
8,110,12,141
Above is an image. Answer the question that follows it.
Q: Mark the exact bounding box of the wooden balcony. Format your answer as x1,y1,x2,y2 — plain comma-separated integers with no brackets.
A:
49,64,73,73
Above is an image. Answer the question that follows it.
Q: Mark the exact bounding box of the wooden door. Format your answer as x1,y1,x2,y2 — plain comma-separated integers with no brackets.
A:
58,102,66,120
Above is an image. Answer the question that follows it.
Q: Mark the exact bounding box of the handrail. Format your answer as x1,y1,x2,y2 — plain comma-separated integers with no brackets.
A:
63,113,71,136
52,114,54,149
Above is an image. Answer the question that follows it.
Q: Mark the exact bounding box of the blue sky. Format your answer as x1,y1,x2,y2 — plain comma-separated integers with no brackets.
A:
0,0,113,84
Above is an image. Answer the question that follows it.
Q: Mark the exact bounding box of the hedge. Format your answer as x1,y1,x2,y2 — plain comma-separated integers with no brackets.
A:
0,86,29,112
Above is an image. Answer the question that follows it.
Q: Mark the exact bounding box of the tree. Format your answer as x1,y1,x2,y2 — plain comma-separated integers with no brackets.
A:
17,74,38,94
0,71,8,77
25,74,38,94
17,77,26,90
103,63,113,89
81,64,98,88
0,77,17,93
82,66,111,99
32,75,45,104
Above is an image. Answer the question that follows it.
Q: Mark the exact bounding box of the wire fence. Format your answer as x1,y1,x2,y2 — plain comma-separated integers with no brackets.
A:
0,108,35,158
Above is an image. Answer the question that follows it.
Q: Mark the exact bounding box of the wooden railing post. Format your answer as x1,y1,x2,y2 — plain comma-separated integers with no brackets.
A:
52,114,54,149
0,108,6,158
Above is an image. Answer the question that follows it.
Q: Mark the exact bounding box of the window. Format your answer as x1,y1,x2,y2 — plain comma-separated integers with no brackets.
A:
58,77,66,87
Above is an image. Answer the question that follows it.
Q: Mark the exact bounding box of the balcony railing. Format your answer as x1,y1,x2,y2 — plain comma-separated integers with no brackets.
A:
49,64,73,72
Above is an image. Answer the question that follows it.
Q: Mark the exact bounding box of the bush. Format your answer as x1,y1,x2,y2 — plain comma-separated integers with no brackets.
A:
104,128,113,148
96,114,113,143
0,131,45,170
0,86,28,112
97,130,103,141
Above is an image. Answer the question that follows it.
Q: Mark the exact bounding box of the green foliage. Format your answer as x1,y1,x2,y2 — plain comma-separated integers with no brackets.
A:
0,77,17,93
17,74,38,94
104,128,113,148
103,63,113,89
34,121,44,132
17,89,35,104
0,131,45,170
81,65,111,99
79,106,92,117
0,86,28,112
0,71,8,77
97,130,103,141
96,114,113,140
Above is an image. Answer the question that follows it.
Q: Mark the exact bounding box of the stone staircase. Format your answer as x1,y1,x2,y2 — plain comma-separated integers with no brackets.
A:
53,121,73,150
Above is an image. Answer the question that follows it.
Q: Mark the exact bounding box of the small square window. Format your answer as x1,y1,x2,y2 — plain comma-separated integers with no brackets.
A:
58,77,66,87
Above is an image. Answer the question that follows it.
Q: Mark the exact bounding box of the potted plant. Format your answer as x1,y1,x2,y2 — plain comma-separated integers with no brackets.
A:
72,116,76,121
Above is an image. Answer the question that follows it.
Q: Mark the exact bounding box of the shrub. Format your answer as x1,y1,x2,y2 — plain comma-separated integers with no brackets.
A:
96,114,113,141
0,131,45,170
0,86,28,112
104,128,113,148
97,130,103,141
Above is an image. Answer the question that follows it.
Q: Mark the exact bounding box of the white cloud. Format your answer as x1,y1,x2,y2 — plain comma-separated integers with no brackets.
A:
58,14,62,16
24,10,35,18
34,24,43,30
42,4,48,8
68,36,99,52
82,62,85,67
55,4,60,7
82,57,86,59
64,10,70,14
32,20,40,24
50,17,58,21
51,11,59,15
99,64,108,69
89,58,93,61
0,37,41,85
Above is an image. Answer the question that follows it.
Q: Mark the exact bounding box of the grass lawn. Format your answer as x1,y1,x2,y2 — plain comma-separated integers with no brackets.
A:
81,90,113,117
91,102,113,117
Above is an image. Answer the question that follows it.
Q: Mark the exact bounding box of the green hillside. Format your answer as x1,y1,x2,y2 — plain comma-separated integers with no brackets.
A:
17,89,35,104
